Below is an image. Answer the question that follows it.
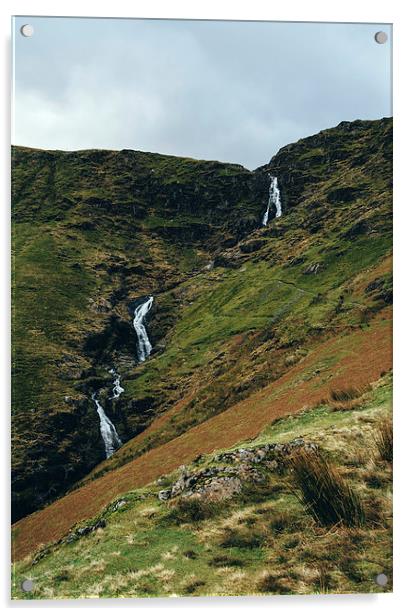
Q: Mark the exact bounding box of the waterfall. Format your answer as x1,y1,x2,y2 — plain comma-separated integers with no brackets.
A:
262,175,282,226
92,393,122,459
109,368,124,399
133,296,154,362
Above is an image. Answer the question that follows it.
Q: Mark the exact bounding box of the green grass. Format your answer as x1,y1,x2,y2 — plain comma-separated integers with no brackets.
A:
12,377,392,598
12,223,94,409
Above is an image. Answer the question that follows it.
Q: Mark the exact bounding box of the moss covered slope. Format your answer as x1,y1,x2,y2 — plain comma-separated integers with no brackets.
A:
12,117,392,526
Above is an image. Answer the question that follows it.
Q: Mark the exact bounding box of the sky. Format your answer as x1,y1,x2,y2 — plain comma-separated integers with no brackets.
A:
13,17,392,169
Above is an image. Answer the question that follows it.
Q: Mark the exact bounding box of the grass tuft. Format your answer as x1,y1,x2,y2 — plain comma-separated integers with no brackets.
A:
164,497,223,525
291,449,366,527
256,571,293,594
269,512,295,534
219,526,266,549
182,575,206,594
329,387,365,402
374,418,393,463
208,554,244,568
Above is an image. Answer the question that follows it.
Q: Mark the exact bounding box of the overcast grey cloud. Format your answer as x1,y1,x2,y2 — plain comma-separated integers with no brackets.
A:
13,17,392,169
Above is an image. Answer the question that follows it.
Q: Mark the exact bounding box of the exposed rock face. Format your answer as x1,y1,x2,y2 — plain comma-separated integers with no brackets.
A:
365,276,393,305
12,147,269,248
30,494,146,566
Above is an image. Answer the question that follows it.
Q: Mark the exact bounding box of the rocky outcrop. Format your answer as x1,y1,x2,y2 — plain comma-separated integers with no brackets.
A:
11,146,268,246
365,275,393,305
239,239,267,254
214,438,317,461
259,118,392,216
30,493,149,566
158,438,317,502
303,262,324,275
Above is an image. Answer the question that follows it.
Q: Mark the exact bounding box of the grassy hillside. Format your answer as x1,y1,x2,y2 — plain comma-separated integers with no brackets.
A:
76,117,392,484
11,305,392,563
11,147,267,520
12,374,392,598
12,117,392,578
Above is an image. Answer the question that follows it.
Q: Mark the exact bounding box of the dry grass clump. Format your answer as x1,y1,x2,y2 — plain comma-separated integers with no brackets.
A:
374,418,393,463
291,450,366,527
209,554,244,568
329,387,365,402
330,399,363,412
256,571,293,594
269,511,296,535
315,565,334,593
219,526,266,549
182,575,206,594
363,469,387,489
164,497,223,524
329,386,367,411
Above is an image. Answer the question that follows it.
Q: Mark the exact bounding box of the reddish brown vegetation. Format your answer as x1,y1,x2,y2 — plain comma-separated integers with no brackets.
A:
12,308,391,562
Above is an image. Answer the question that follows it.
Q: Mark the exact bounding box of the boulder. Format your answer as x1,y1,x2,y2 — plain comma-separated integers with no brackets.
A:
303,262,323,275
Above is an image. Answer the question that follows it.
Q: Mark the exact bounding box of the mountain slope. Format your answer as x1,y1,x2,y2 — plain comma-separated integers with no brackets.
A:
12,310,391,562
12,117,392,540
12,374,392,597
11,148,267,521
73,117,392,485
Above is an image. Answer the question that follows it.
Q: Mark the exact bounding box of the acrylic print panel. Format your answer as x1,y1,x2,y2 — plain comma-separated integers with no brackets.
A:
11,16,392,599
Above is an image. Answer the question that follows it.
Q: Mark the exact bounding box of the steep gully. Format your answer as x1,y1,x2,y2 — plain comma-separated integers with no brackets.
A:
92,297,155,458
91,179,278,459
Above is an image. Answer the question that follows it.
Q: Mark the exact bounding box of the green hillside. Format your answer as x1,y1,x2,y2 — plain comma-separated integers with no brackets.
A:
11,147,267,520
12,115,392,538
12,374,392,598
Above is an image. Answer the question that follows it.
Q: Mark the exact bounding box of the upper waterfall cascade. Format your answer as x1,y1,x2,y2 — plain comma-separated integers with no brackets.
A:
262,175,282,226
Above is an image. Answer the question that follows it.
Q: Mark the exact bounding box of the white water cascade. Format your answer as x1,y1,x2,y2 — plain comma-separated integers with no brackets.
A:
262,175,282,226
133,296,154,362
109,368,124,399
91,393,122,458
